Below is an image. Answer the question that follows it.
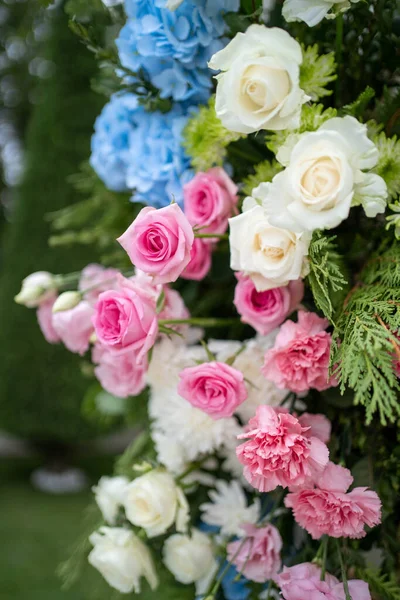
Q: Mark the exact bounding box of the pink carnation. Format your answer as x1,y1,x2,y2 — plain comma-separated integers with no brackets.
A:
262,311,338,394
276,563,371,600
93,274,158,362
52,301,94,355
36,294,60,344
178,361,248,419
92,344,147,399
117,204,194,284
236,405,329,492
234,274,304,335
227,523,282,583
79,264,120,305
285,462,382,539
183,167,238,236
298,412,332,444
180,238,213,281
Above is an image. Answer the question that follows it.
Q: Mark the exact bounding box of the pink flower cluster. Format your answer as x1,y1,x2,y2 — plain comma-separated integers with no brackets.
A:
178,361,248,419
262,311,338,394
234,274,304,335
285,462,382,539
227,523,282,583
276,563,371,600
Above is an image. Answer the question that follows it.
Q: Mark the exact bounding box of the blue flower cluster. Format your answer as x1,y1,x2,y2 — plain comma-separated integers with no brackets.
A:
90,93,193,206
117,0,240,104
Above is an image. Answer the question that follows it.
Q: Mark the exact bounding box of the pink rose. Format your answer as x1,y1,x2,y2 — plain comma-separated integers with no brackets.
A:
236,405,329,492
93,274,158,362
183,167,238,236
92,344,147,399
227,523,282,583
233,274,304,335
276,563,371,600
36,294,60,344
52,300,94,355
180,238,213,281
177,361,248,419
117,204,194,284
262,311,338,394
285,462,382,539
79,264,120,305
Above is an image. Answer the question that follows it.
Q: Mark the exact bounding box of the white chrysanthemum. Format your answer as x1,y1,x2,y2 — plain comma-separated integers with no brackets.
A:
150,389,240,468
200,480,261,536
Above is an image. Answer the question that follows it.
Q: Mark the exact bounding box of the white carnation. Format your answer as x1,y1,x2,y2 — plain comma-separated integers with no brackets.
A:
88,527,158,594
200,479,261,536
250,116,387,233
209,25,309,134
229,203,311,292
92,476,129,525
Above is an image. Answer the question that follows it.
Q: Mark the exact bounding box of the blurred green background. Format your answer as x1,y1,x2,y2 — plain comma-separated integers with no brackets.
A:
0,2,122,598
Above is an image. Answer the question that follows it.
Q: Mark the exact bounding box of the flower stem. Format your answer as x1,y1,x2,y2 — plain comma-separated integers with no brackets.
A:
159,318,239,328
320,536,328,581
336,539,352,600
335,14,344,103
194,233,229,240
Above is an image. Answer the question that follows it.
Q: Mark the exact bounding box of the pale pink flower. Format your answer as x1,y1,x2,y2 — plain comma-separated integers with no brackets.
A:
298,412,332,444
285,462,382,539
183,167,238,236
262,311,338,393
117,204,194,284
52,300,94,355
180,238,213,281
92,344,147,399
276,562,371,600
233,274,304,335
36,294,60,344
79,264,120,305
158,287,190,322
236,405,329,492
178,361,248,419
227,523,282,583
93,274,158,362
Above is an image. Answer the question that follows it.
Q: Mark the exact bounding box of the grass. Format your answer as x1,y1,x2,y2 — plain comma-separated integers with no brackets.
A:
0,457,115,600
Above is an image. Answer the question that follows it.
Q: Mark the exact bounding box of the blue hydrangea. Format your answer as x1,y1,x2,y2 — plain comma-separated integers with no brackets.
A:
90,93,143,192
116,0,240,103
221,564,252,600
90,93,193,207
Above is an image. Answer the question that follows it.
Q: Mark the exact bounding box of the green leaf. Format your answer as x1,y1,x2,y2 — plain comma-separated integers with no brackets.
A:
114,431,155,478
139,565,195,600
300,44,337,101
342,86,375,118
242,160,283,196
156,289,166,314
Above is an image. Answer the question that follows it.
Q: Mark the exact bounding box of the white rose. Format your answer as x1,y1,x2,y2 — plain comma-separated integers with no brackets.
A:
259,116,387,232
88,527,158,594
283,0,359,27
208,25,309,134
163,529,218,594
123,470,189,538
229,203,311,292
14,271,55,307
92,476,129,525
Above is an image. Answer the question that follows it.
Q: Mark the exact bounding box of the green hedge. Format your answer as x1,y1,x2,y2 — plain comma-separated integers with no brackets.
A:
0,8,105,443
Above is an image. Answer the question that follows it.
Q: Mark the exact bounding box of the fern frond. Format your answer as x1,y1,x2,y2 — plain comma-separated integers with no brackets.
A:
372,132,400,199
300,44,337,101
355,569,400,600
242,160,282,196
343,86,375,118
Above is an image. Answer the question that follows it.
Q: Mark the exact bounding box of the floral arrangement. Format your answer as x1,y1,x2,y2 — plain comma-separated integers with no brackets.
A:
15,0,400,598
